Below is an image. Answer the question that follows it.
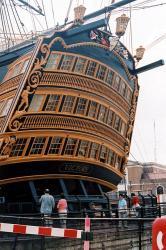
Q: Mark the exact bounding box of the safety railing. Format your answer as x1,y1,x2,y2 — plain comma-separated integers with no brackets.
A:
0,214,154,250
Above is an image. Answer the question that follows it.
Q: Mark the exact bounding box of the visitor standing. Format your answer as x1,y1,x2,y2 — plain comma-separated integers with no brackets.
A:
39,189,55,226
118,194,128,228
57,193,68,228
131,193,141,217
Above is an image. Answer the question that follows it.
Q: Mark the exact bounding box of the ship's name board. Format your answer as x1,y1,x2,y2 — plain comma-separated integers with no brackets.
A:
59,164,90,174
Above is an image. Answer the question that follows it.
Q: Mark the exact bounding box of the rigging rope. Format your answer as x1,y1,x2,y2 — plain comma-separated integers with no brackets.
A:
51,0,56,26
41,0,48,29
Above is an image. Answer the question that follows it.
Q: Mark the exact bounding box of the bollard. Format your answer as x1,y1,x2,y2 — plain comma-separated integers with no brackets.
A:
84,216,91,250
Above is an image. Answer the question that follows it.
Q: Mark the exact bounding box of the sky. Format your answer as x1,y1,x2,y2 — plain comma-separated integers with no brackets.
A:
3,0,166,165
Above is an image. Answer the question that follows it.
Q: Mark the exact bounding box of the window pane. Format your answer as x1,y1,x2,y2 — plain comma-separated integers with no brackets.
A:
20,59,29,74
107,110,113,126
62,96,75,112
60,55,74,70
30,137,46,155
106,70,113,85
75,98,87,115
120,122,126,136
10,138,27,157
64,138,77,155
74,58,86,73
29,95,45,112
113,75,121,91
45,95,60,111
48,137,63,154
86,61,97,76
78,140,89,157
114,116,121,131
45,53,61,69
115,155,122,170
119,80,126,96
97,65,106,80
107,149,114,165
88,101,98,118
99,145,107,163
98,105,106,122
126,88,132,102
12,63,21,77
1,98,13,116
90,143,99,159
0,101,5,115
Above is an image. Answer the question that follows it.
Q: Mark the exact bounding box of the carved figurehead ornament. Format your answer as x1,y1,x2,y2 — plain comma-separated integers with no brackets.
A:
0,135,17,160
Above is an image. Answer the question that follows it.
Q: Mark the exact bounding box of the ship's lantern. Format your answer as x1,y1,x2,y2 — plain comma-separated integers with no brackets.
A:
116,14,130,37
135,46,145,61
74,5,86,23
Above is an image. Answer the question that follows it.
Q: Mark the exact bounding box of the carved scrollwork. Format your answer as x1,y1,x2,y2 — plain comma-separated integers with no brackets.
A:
126,79,139,145
28,71,42,89
0,135,17,158
8,114,26,132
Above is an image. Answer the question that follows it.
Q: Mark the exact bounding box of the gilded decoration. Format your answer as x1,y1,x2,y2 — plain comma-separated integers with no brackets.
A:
124,78,139,165
20,113,125,148
8,35,133,132
0,136,17,161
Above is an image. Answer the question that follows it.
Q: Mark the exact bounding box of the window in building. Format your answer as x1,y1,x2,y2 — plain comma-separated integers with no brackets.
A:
106,110,113,126
113,75,121,91
29,95,45,112
30,137,46,155
78,140,89,157
45,53,61,70
107,149,115,166
120,121,126,136
10,138,27,157
12,63,22,77
48,137,63,154
90,142,99,159
119,80,126,97
60,55,74,70
115,155,122,170
86,61,97,76
88,101,98,118
75,97,87,115
64,138,77,155
45,94,61,111
114,115,121,131
97,65,107,80
99,145,107,163
61,96,75,112
20,59,30,74
98,105,107,122
105,69,114,85
74,57,87,73
1,98,13,116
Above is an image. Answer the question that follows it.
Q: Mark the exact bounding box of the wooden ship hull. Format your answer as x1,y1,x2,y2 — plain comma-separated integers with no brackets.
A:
0,1,139,206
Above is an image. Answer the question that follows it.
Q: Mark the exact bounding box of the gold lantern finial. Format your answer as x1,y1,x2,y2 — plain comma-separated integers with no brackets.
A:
116,14,130,37
74,5,86,24
135,46,145,61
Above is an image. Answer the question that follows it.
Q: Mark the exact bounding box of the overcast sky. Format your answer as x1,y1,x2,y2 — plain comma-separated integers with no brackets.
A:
10,0,166,165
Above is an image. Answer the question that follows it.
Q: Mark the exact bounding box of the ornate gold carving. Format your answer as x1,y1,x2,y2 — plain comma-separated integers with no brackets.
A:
17,86,35,111
20,114,125,148
124,78,139,160
0,136,16,159
8,35,133,132
41,72,130,114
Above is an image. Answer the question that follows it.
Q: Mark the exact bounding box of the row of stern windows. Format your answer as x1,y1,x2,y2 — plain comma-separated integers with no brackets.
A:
3,52,132,103
29,94,127,136
10,136,124,171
